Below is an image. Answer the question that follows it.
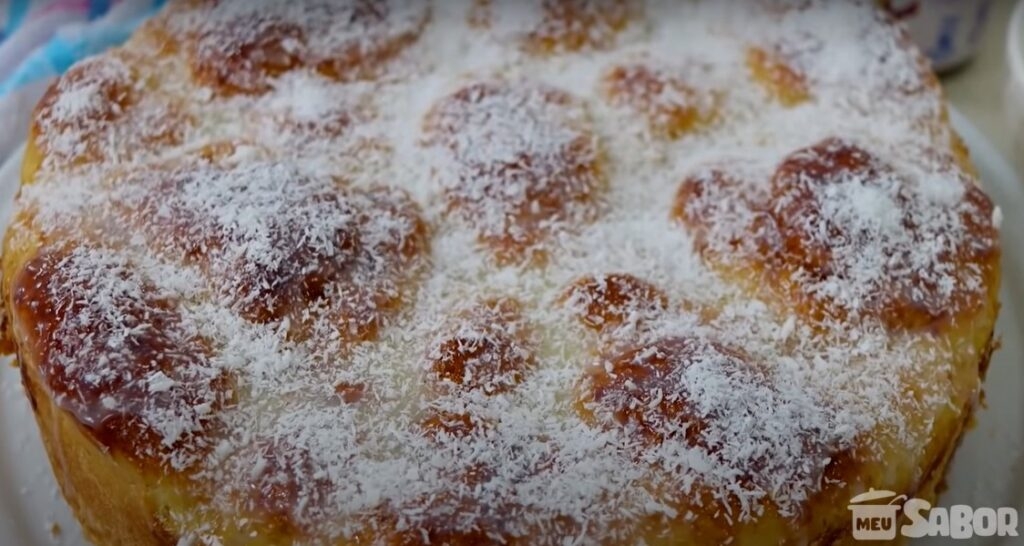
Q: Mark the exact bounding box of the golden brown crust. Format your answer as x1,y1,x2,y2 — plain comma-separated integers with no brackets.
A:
673,137,1000,334
19,351,177,546
170,0,431,95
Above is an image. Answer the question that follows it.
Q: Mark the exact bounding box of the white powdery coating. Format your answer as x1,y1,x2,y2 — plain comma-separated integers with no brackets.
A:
479,0,635,52
169,0,430,66
46,60,129,122
27,247,224,470
432,83,588,169
34,56,133,163
423,80,601,245
808,167,962,313
173,162,357,266
11,1,998,544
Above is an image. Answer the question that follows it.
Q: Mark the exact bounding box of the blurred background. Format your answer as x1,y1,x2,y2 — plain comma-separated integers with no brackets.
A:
0,0,1019,169
911,0,1016,165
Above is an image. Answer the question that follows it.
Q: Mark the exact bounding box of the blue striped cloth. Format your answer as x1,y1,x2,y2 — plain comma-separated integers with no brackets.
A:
0,0,163,161
0,0,164,95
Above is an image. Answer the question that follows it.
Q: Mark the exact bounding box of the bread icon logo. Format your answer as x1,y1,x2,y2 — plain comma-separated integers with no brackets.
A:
848,489,908,541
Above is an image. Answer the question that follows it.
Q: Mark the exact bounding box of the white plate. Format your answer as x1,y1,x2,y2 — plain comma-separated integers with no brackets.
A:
0,111,1022,545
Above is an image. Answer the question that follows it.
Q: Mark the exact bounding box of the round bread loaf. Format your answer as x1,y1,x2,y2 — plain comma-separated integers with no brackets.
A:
0,1,1001,545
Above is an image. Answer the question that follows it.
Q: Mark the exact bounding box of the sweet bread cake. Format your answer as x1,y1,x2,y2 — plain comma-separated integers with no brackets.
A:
0,1,1002,545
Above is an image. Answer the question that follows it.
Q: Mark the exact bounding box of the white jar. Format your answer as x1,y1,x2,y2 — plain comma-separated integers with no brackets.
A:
880,0,994,72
